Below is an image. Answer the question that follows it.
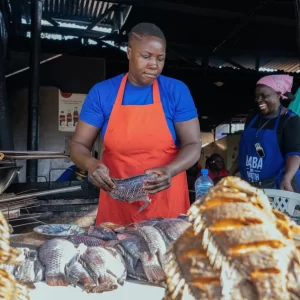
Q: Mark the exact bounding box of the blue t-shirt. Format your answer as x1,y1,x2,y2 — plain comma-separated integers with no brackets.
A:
79,73,198,145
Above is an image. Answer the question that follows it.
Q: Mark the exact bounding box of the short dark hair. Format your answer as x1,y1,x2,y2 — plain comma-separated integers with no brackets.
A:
128,22,166,45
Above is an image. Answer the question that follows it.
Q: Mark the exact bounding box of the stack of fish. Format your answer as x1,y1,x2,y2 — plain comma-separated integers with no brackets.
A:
116,218,191,285
0,210,31,299
4,216,190,295
164,176,300,300
38,238,127,293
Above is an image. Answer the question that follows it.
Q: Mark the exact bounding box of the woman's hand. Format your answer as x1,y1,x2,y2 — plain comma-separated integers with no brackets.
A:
280,176,294,192
143,167,172,194
87,160,115,192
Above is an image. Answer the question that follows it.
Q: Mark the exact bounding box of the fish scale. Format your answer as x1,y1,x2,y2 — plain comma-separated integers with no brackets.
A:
79,246,127,293
153,219,191,246
117,231,165,284
39,238,86,287
109,174,157,213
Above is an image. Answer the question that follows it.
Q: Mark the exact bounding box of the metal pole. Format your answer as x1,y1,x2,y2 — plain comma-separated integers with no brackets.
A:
26,0,43,182
0,8,14,151
0,186,82,203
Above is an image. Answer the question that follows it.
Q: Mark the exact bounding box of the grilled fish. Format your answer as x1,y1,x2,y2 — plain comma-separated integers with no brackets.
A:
15,283,30,300
187,176,300,299
109,174,158,213
164,227,222,300
0,268,17,300
79,246,127,293
39,238,86,286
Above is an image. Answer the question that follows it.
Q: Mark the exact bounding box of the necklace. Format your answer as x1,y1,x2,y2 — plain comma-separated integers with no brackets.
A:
255,106,282,138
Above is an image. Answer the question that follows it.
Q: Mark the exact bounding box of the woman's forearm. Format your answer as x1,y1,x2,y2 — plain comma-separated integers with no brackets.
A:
284,155,300,181
69,141,98,171
165,142,201,177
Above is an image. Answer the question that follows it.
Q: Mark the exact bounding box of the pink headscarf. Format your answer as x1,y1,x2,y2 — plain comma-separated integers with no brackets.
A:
256,75,293,99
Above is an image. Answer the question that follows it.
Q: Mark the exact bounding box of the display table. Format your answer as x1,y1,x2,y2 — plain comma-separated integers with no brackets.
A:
30,280,165,300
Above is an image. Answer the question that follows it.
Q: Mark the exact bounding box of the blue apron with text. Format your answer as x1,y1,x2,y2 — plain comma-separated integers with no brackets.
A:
238,111,284,188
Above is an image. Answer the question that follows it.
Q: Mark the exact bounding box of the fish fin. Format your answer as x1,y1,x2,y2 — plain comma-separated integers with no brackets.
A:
143,263,165,284
45,274,69,287
84,283,118,293
64,254,80,279
77,243,88,255
18,282,36,290
65,265,78,288
106,269,126,286
79,258,98,285
135,226,157,256
137,200,150,214
141,253,165,284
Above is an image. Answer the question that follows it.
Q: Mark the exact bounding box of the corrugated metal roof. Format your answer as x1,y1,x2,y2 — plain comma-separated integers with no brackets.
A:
209,55,300,73
15,0,131,27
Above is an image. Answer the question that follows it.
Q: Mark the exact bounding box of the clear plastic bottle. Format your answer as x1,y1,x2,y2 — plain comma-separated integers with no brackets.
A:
195,168,214,199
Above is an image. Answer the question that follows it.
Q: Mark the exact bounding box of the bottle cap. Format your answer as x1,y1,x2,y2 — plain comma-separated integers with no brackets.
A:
201,168,209,176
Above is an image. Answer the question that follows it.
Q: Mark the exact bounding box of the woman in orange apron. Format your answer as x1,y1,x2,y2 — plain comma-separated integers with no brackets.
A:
70,23,201,225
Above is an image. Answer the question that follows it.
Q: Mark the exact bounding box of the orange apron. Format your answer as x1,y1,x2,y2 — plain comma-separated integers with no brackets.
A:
95,73,190,225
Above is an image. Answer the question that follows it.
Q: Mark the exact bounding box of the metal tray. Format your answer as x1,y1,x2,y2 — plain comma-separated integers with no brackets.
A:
33,224,84,238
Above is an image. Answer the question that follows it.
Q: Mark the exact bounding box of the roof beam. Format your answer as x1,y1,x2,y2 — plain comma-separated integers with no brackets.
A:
87,4,122,30
97,0,295,26
22,24,111,39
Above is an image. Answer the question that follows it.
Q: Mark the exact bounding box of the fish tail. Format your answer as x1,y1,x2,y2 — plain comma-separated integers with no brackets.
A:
18,282,36,290
45,274,69,287
84,283,118,293
142,255,166,284
137,201,150,214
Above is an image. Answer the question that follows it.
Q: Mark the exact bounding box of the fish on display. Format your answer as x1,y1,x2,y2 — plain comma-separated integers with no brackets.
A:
14,249,44,289
109,174,158,213
87,226,118,241
39,238,86,286
117,231,165,284
135,225,168,269
68,235,119,247
79,246,127,293
66,261,95,288
153,218,191,246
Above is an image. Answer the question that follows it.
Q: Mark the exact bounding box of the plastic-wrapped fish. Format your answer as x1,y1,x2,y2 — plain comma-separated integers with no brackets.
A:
79,246,127,293
39,238,86,286
109,174,158,213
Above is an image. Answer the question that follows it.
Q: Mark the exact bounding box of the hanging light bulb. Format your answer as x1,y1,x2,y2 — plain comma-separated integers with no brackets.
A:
214,81,225,87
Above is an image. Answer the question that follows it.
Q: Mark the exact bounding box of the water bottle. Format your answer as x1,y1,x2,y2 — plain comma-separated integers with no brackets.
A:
195,168,214,199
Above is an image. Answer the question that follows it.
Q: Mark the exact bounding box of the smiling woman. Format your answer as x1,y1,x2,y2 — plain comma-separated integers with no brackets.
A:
69,23,201,225
230,75,300,193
